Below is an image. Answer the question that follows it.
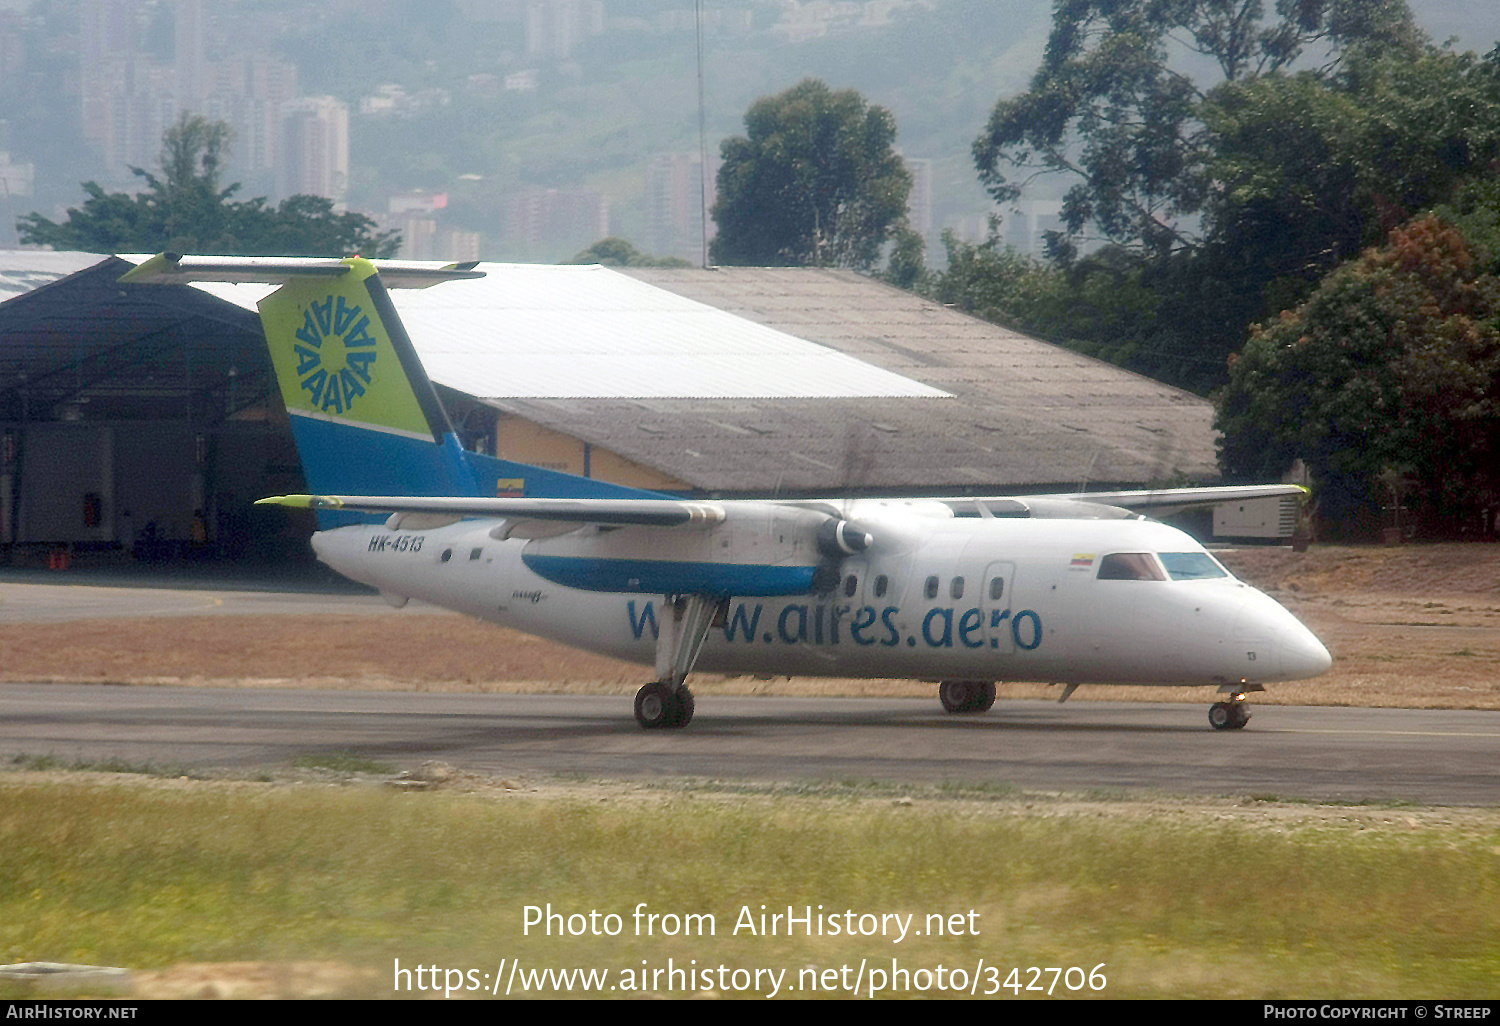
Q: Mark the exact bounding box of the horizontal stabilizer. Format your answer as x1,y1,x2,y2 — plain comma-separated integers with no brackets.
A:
119,253,485,289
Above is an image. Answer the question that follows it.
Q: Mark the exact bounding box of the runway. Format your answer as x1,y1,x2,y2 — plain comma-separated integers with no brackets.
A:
3,683,1498,805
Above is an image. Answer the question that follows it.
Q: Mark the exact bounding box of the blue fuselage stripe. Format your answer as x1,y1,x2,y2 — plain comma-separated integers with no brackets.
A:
521,553,817,596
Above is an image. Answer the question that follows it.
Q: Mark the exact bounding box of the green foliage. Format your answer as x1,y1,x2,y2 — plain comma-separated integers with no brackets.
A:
921,224,1237,390
925,223,1067,332
1437,178,1500,271
880,224,930,292
1217,215,1500,537
17,114,399,258
973,0,1423,262
710,79,912,270
952,1,1500,405
568,237,691,268
4,778,1500,998
1202,49,1500,311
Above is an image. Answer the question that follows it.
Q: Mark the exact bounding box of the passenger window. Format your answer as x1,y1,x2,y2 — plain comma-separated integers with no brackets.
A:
924,575,939,600
469,547,484,561
989,577,1004,601
874,575,888,598
440,548,453,563
950,577,964,600
1097,552,1166,581
843,573,859,598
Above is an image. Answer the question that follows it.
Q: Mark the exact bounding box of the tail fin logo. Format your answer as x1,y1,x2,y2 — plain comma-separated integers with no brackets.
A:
293,294,377,416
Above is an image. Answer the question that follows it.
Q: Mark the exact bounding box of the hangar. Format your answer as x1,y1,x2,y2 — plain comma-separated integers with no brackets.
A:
0,251,1222,564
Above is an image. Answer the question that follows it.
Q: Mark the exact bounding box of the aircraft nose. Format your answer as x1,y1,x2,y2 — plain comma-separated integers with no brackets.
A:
1282,624,1333,680
1232,589,1333,681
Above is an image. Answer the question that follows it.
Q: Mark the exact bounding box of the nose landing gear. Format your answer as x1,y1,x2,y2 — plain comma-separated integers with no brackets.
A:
1208,699,1250,730
1208,683,1261,730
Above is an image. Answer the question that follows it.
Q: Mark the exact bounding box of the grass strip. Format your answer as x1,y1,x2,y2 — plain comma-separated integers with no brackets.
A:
1,776,1496,999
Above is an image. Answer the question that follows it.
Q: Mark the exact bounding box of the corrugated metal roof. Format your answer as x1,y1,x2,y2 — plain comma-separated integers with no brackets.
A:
581,267,1221,493
0,251,108,302
1,255,1221,494
179,262,951,400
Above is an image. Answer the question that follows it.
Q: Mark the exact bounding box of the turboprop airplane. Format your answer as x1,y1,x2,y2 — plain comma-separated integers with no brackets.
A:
121,254,1332,731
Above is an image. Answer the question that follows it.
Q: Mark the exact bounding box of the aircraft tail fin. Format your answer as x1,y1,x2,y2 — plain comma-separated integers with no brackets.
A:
124,254,481,510
121,254,667,519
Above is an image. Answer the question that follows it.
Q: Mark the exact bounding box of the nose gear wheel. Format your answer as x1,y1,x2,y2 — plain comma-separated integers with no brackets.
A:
1208,700,1251,730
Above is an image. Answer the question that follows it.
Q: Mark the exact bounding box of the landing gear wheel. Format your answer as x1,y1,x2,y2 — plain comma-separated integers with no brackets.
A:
972,682,996,713
671,686,695,728
939,680,973,713
634,682,693,730
939,681,995,714
1208,701,1251,731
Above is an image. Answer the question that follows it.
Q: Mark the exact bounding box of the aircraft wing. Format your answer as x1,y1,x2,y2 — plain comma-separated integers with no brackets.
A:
258,493,869,597
913,483,1305,538
1001,484,1306,519
260,484,1305,529
256,494,727,527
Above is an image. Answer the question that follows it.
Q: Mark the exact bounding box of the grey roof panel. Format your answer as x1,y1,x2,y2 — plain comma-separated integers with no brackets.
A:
600,267,1218,493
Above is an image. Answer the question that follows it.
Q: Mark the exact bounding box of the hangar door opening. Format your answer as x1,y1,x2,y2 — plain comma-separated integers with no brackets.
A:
15,423,194,548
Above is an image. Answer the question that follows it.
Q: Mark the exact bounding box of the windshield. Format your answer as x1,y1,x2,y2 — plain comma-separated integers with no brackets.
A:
1096,552,1166,581
1158,552,1229,581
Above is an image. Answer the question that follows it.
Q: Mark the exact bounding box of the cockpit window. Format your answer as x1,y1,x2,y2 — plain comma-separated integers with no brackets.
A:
1097,552,1167,581
1158,552,1229,581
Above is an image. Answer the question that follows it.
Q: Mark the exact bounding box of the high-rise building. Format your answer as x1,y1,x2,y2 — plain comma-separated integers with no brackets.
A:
278,96,350,209
904,157,933,241
79,0,155,173
175,0,206,111
203,53,300,193
76,1,322,204
525,0,605,60
646,153,718,265
0,12,26,96
505,187,609,254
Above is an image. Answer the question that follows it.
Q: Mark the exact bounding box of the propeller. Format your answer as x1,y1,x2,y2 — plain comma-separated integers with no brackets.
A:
812,516,872,594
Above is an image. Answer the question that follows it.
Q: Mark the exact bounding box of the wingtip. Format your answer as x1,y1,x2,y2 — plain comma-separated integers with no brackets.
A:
117,252,180,284
254,494,344,510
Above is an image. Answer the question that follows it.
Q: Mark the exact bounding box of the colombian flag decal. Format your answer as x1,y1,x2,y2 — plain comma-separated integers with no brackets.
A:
1070,553,1096,571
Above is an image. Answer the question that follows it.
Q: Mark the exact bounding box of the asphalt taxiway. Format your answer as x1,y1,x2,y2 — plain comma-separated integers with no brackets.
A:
1,570,1496,805
2,684,1497,804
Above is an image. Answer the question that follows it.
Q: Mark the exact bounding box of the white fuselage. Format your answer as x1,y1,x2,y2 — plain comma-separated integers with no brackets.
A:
309,502,1332,688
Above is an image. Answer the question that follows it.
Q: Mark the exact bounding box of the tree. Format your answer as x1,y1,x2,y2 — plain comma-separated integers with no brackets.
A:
972,0,1423,263
710,79,912,270
952,2,1500,397
923,221,1069,334
1216,214,1500,538
18,113,399,258
568,237,690,268
1201,49,1500,324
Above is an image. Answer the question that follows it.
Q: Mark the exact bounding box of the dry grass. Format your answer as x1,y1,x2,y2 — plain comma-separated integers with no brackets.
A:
0,543,1497,708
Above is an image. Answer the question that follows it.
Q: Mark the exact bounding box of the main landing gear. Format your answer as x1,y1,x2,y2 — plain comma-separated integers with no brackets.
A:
939,680,996,714
1208,684,1262,730
634,681,695,729
633,594,724,730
